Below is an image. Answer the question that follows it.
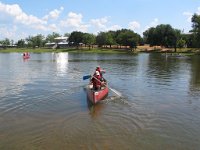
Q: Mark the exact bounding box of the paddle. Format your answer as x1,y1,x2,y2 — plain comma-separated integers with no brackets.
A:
83,75,91,80
83,74,122,97
90,75,122,97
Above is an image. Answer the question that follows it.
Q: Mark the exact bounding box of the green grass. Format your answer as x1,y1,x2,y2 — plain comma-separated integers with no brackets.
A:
0,48,137,54
0,47,199,55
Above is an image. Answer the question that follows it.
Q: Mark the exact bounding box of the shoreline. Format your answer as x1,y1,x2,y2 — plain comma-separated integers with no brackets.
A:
0,47,200,55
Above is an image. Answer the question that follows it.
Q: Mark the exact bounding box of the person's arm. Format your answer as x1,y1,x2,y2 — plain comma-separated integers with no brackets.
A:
100,70,106,74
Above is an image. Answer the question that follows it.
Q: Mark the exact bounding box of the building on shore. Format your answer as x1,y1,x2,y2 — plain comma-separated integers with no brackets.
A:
45,36,68,49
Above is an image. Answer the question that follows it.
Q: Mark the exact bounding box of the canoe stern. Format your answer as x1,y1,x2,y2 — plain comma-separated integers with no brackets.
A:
86,85,108,104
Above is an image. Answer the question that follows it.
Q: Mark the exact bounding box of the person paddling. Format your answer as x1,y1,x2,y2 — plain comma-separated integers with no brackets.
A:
94,66,106,82
91,71,103,90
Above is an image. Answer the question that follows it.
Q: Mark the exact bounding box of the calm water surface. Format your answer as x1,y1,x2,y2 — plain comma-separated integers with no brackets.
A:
0,52,200,150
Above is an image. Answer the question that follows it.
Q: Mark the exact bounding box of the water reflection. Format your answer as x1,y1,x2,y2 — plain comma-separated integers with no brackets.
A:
189,56,200,97
1,53,200,150
55,53,68,76
190,56,200,86
0,53,32,98
87,98,105,119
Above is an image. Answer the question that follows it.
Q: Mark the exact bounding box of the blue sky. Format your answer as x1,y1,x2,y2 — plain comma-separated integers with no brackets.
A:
0,0,200,41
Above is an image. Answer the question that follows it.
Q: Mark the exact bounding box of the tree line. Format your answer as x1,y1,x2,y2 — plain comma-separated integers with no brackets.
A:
0,13,200,51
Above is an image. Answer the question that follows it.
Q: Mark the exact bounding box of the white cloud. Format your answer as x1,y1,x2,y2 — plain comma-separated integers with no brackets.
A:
90,17,122,33
107,25,121,31
128,21,140,31
183,7,200,23
0,1,62,37
0,25,17,39
43,7,64,21
48,24,58,31
144,18,159,30
60,12,89,32
61,12,83,27
90,17,109,29
197,7,200,15
0,2,46,26
149,18,159,27
183,11,193,22
135,18,159,36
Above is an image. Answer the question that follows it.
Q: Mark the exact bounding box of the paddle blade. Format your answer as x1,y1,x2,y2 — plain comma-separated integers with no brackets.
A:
109,87,122,97
83,75,91,80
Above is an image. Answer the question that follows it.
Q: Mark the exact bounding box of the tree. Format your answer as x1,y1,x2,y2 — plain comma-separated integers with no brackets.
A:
46,32,61,43
96,31,116,48
181,33,193,48
26,34,45,48
143,24,181,51
116,29,140,50
68,31,84,48
1,38,10,46
64,33,70,37
172,29,181,52
177,38,186,49
82,33,96,49
17,39,26,48
143,27,156,46
191,13,200,47
96,32,107,47
105,31,116,48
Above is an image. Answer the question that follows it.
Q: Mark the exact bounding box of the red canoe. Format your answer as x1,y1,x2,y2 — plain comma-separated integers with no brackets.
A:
23,55,30,59
86,83,109,104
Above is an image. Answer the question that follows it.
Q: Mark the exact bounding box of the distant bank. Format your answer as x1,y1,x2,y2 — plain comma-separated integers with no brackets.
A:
0,47,200,55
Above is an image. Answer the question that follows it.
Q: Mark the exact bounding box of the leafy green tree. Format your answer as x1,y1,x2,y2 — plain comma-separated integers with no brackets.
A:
191,13,200,47
17,39,26,48
96,32,107,47
10,40,14,46
26,34,45,48
1,38,10,46
46,32,60,43
26,36,33,48
64,33,70,37
177,38,186,49
181,33,193,48
143,27,156,46
116,29,140,50
68,31,84,48
143,24,181,51
96,31,116,48
82,33,96,49
172,29,181,52
105,31,116,48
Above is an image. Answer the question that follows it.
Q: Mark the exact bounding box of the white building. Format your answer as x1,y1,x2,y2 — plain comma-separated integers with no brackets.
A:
45,36,69,49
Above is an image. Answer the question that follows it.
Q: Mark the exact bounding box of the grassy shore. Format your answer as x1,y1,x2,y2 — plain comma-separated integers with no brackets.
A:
0,47,199,54
0,48,137,54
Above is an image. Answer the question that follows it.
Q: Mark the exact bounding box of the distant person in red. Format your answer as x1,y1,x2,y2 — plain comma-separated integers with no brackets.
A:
92,71,102,90
23,52,30,57
26,52,30,56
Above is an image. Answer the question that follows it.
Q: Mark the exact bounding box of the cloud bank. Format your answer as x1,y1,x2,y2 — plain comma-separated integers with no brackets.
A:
0,1,197,41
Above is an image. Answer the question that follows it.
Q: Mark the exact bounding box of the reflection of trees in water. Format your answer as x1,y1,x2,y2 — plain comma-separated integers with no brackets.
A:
146,54,184,81
87,99,105,119
190,56,200,91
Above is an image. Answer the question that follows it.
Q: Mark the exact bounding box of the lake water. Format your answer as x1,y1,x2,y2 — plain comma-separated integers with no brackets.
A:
0,52,200,150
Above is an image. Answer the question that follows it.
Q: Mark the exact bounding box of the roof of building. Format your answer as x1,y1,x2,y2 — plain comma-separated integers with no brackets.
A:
54,36,68,40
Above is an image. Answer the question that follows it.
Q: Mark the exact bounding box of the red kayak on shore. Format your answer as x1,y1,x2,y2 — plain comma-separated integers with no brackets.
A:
86,83,109,104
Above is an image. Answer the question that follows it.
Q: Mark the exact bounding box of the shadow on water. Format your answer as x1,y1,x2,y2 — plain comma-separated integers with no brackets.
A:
103,95,134,108
86,93,134,119
86,98,106,119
